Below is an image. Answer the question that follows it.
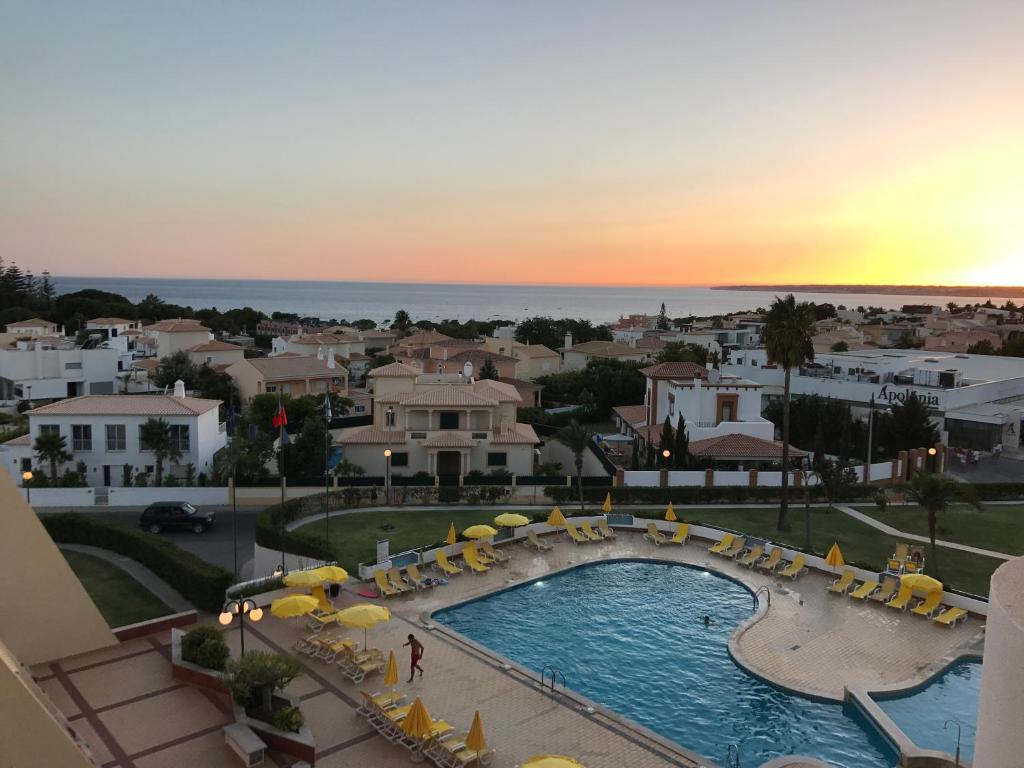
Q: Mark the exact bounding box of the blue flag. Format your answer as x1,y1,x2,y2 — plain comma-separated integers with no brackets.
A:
280,428,290,447
226,405,236,436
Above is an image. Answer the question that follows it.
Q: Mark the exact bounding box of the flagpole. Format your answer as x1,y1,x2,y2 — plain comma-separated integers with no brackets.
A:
866,394,875,483
278,393,286,575
324,393,331,546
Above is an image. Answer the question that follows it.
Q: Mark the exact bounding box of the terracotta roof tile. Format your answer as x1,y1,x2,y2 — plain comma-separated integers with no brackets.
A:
190,340,243,352
490,424,540,444
336,426,406,445
234,356,346,380
688,434,807,459
561,340,643,357
144,319,210,333
640,362,710,379
400,386,497,408
27,394,221,417
613,405,647,427
421,432,476,448
367,362,420,378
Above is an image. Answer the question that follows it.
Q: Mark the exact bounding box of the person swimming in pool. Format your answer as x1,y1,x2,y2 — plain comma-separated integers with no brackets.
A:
702,615,715,627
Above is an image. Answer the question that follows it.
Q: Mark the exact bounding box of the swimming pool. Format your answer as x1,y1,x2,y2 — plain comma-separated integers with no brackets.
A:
874,659,981,761
433,560,898,768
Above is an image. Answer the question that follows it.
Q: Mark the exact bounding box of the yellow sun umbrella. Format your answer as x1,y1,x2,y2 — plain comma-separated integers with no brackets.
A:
445,522,457,546
901,573,943,593
602,493,612,514
465,710,487,757
665,502,677,522
310,565,349,583
494,513,530,528
335,603,392,647
282,569,328,587
384,649,399,691
825,543,845,572
522,756,586,768
269,594,320,618
463,524,498,539
547,507,566,527
401,697,434,740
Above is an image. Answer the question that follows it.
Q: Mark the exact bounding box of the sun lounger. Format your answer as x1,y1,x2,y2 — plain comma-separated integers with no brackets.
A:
337,647,385,684
708,533,735,554
315,637,356,663
598,518,617,539
720,536,747,559
903,560,922,574
737,544,764,567
424,732,496,768
357,689,405,718
461,544,490,573
526,530,553,552
306,611,340,633
756,548,782,573
665,523,690,546
778,554,807,579
473,545,497,565
374,570,400,598
434,550,463,575
885,558,904,575
644,522,667,546
886,585,914,611
848,580,879,600
827,569,856,595
564,521,589,544
481,540,509,563
580,520,604,541
893,543,909,562
910,591,944,618
404,563,433,589
870,576,899,603
387,567,413,593
297,632,340,656
933,607,969,628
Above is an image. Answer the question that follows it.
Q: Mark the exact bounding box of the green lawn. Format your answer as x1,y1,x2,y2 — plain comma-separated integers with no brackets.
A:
295,504,1004,596
62,550,172,628
853,503,1024,557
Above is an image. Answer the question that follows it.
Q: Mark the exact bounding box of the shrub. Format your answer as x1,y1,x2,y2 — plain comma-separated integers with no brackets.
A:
181,624,230,671
544,483,882,506
223,651,303,717
272,705,305,733
42,513,232,612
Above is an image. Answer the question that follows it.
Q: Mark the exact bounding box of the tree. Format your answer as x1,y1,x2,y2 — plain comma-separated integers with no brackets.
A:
154,350,198,389
966,339,997,355
812,420,826,471
392,309,412,334
818,458,858,507
656,303,669,331
514,317,612,351
139,417,182,486
478,357,499,380
655,342,704,364
555,420,595,512
906,472,981,575
673,416,689,469
830,341,850,353
34,431,71,481
658,417,674,465
630,438,640,471
764,294,816,531
875,392,940,456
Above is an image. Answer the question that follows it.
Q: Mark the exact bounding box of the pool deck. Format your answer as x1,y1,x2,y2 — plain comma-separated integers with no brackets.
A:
34,529,983,768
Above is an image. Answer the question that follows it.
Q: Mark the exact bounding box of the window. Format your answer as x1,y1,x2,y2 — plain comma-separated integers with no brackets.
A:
390,452,409,467
439,411,459,430
487,452,508,467
64,361,82,370
106,424,126,451
169,424,190,452
72,424,92,451
39,424,60,437
384,409,397,427
20,458,31,472
265,384,278,393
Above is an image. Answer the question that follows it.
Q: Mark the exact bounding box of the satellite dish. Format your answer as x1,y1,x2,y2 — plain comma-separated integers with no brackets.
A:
463,361,473,378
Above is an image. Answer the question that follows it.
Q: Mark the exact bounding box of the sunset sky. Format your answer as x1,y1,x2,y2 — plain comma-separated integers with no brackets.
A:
2,2,1023,286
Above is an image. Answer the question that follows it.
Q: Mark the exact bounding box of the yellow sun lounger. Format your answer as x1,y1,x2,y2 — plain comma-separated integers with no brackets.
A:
708,533,735,554
481,540,509,563
526,530,553,552
387,567,413,593
374,570,399,598
598,518,617,539
404,563,433,589
848,580,879,600
737,544,764,567
886,585,915,611
756,548,782,572
778,554,807,579
720,537,747,559
644,522,667,546
461,544,490,574
580,520,604,541
307,611,341,633
870,576,899,603
666,523,689,546
434,550,463,575
933,607,968,628
827,569,856,595
564,521,589,544
910,591,944,618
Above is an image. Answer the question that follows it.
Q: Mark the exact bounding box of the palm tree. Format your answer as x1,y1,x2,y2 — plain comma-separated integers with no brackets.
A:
139,417,182,486
555,419,595,512
764,294,816,531
34,431,71,481
907,472,980,575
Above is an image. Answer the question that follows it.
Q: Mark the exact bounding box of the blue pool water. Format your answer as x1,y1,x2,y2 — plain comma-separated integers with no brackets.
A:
875,660,981,761
434,560,898,768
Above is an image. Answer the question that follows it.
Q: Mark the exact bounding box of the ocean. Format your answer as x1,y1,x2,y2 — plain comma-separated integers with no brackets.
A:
51,276,1013,325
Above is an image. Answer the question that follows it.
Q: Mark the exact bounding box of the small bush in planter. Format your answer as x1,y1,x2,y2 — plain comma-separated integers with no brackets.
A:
224,651,303,721
180,625,230,671
272,705,305,733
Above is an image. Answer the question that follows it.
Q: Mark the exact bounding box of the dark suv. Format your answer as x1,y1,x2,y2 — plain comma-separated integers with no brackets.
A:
140,502,215,534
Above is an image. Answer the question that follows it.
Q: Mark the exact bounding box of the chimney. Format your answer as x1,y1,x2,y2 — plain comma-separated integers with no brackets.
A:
317,345,324,360
327,347,335,369
173,379,186,398
564,332,573,349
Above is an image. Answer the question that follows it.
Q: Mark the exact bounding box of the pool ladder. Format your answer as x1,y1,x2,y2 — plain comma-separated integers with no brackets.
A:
753,585,771,610
540,665,567,692
726,743,741,767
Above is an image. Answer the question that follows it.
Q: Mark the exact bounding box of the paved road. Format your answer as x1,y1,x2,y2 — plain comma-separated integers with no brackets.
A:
87,507,262,579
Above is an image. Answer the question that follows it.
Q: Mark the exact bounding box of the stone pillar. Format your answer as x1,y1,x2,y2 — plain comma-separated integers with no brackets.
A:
792,469,802,489
704,468,714,488
659,469,668,488
897,450,909,482
974,556,1024,767
935,442,947,473
614,468,624,488
228,476,235,507
748,469,758,488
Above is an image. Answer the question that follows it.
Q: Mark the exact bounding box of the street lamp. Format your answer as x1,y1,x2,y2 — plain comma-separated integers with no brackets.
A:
218,598,263,657
384,449,393,506
22,470,33,504
928,446,938,473
662,449,671,467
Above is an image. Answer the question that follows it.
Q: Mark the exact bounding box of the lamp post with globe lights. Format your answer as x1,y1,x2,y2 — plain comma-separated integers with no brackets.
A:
218,598,263,657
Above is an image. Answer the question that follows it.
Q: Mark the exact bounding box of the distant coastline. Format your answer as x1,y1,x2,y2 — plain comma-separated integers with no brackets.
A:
712,284,1024,299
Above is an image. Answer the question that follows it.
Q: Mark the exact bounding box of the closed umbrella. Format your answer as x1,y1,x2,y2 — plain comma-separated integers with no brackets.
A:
335,603,391,648
465,710,486,762
547,507,566,527
401,696,434,740
522,757,586,768
602,493,612,514
494,513,530,528
463,525,498,539
270,594,320,618
384,649,399,694
825,543,844,574
665,502,677,522
445,522,457,546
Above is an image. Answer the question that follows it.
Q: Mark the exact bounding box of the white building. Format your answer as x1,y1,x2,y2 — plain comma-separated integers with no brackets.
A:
188,340,245,368
0,337,122,405
3,386,226,487
725,348,1024,452
141,319,213,358
3,319,61,337
271,332,366,359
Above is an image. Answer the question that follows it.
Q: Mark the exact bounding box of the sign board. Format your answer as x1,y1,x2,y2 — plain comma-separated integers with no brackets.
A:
376,539,390,565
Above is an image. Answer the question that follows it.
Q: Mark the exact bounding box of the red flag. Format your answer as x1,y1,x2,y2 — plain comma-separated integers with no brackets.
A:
272,405,288,429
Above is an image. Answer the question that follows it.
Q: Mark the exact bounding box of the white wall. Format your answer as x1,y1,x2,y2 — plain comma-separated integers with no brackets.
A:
107,487,228,506
17,487,95,506
0,347,120,402
665,471,705,486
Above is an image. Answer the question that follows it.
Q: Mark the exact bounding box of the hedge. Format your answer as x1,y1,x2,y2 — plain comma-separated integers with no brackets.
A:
43,513,233,613
545,483,883,506
255,498,335,562
974,483,1024,501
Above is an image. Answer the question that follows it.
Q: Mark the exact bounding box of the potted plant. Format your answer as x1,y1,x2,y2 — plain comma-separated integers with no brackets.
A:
223,651,304,731
180,625,230,671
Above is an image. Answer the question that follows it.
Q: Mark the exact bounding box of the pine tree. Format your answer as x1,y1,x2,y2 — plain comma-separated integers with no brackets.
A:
657,302,669,330
673,416,689,468
478,357,499,380
658,416,674,465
